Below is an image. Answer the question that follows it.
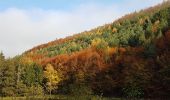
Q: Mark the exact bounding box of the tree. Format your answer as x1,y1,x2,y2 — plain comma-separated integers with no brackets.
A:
0,59,16,96
0,52,5,96
22,62,44,96
0,52,5,61
143,43,156,58
107,35,120,47
145,19,154,39
67,42,82,53
91,38,108,50
128,33,145,47
44,64,61,96
128,35,141,47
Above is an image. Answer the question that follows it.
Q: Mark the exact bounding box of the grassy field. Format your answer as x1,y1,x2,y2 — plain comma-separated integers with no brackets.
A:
0,95,121,100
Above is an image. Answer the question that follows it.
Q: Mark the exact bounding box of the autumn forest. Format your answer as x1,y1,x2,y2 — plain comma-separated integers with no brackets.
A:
0,1,170,99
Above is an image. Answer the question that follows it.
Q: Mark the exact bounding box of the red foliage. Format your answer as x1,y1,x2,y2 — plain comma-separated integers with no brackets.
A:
24,29,170,98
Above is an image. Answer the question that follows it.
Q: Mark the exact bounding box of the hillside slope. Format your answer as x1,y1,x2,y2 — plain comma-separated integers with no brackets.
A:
25,1,170,58
22,1,170,98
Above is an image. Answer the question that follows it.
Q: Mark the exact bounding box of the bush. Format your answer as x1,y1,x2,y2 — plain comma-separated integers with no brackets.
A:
122,86,144,99
26,85,44,96
69,83,93,96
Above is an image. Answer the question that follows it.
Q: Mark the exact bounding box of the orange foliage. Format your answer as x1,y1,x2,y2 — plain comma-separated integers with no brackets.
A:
118,47,126,54
24,29,170,98
40,48,106,76
108,47,118,54
127,46,144,54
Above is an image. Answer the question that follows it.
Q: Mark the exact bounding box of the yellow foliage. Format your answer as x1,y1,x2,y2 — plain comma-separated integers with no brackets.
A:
112,28,117,33
152,20,160,33
96,29,102,35
91,38,102,47
108,25,112,30
139,16,149,25
139,18,144,25
21,56,34,64
71,42,77,48
44,64,61,91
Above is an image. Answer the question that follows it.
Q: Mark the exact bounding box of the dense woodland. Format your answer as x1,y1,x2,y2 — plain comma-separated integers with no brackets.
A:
0,1,170,99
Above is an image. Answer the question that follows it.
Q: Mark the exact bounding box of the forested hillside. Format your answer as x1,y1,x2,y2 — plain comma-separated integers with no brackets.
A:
0,1,170,99
26,1,170,58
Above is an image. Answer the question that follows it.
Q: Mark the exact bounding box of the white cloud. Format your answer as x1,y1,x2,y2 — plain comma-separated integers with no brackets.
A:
0,0,163,57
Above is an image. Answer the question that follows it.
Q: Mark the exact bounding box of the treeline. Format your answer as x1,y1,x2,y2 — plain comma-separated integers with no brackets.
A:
24,1,170,99
0,54,44,97
1,1,170,99
5,29,168,99
40,30,170,98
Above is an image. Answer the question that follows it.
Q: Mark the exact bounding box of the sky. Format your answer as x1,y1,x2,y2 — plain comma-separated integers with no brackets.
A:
0,0,163,57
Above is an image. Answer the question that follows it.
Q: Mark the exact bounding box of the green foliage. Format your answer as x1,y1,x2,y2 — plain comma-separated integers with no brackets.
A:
153,8,170,22
22,63,43,86
26,85,44,96
67,42,82,53
145,19,153,39
128,35,141,47
102,31,111,38
29,6,170,59
107,36,119,47
96,40,108,50
122,86,144,99
0,59,16,96
15,81,29,96
143,43,156,58
1,2,170,99
69,83,93,96
0,52,5,61
159,18,169,31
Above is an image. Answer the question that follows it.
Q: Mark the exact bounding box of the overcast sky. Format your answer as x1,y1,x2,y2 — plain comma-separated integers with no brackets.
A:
0,0,163,57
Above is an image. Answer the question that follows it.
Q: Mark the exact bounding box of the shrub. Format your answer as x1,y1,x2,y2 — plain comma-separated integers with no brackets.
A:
122,85,144,99
69,83,93,96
